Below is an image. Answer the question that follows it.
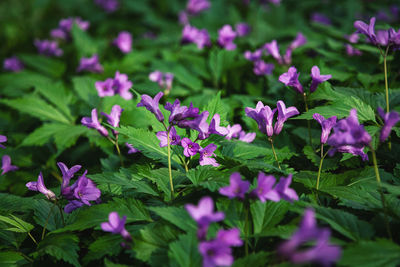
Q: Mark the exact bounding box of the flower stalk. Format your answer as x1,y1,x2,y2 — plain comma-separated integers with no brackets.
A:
303,93,313,147
167,128,174,198
269,137,281,170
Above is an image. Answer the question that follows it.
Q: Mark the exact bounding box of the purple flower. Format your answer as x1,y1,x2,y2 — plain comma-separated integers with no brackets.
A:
225,124,242,140
149,71,174,91
0,135,7,149
335,145,369,161
275,174,298,202
199,228,242,267
1,155,18,175
185,196,225,239
95,78,114,97
178,111,209,140
97,71,132,100
219,172,250,200
235,22,251,37
251,172,280,202
345,44,362,56
126,143,140,154
179,11,189,25
354,17,377,44
263,40,283,64
199,143,219,167
311,13,332,25
57,162,81,197
244,49,263,62
209,114,228,136
279,208,341,266
72,172,101,206
95,0,119,12
245,101,276,137
181,138,200,157
77,54,103,73
313,113,337,144
310,66,332,92
51,17,90,40
156,126,181,148
34,39,63,57
137,92,165,122
3,56,24,72
238,131,256,143
26,172,56,200
283,33,307,65
274,100,299,135
186,0,210,15
101,211,132,241
279,66,303,94
253,60,274,76
377,107,400,142
113,31,132,53
101,105,123,135
64,200,84,213
217,25,237,50
81,108,109,137
181,25,211,50
165,99,199,125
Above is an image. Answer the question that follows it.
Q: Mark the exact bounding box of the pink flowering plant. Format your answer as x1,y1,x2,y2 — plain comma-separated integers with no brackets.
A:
1,0,400,266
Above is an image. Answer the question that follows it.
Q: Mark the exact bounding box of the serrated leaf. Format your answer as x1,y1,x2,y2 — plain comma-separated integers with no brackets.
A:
251,201,289,235
0,194,36,212
205,91,226,122
72,76,99,105
232,251,270,267
35,82,72,120
0,215,33,233
168,233,201,267
71,24,98,57
33,200,63,232
84,235,122,264
0,251,27,266
149,206,197,232
38,233,81,267
302,145,339,171
19,54,65,78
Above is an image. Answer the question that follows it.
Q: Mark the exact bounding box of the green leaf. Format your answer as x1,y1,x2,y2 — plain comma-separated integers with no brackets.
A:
340,239,400,267
172,65,203,91
35,82,72,120
205,91,226,122
0,96,70,124
302,145,339,171
19,54,65,78
0,251,27,266
84,235,122,264
168,233,201,267
251,201,289,235
33,200,63,232
72,76,99,105
71,24,98,57
149,206,197,232
0,194,36,212
232,251,270,267
0,214,34,233
0,71,52,95
38,233,81,267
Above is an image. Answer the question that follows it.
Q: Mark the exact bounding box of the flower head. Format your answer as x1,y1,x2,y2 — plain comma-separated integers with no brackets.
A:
113,31,132,53
137,92,165,122
3,56,24,72
238,131,256,143
311,13,332,25
181,138,200,157
1,155,18,175
217,25,237,50
101,105,123,135
235,22,251,37
156,126,181,148
81,108,109,137
279,66,303,94
377,107,400,142
26,172,56,200
219,172,250,200
313,113,337,144
101,211,132,241
199,143,219,167
77,54,103,73
95,0,119,12
310,66,331,92
34,39,63,57
274,100,299,135
225,124,242,140
149,71,174,91
96,71,132,99
181,25,211,49
126,143,140,154
253,60,274,76
275,174,298,202
251,172,280,202
178,111,209,139
244,49,263,62
165,99,199,125
186,0,210,15
57,162,81,197
72,171,101,206
354,17,377,44
209,114,228,136
0,135,7,149
64,200,84,213
263,40,283,64
51,17,89,40
245,101,275,137
95,78,115,97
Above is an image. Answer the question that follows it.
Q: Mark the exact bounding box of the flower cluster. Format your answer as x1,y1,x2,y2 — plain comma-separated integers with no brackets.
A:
263,33,307,65
81,105,123,137
219,172,298,202
113,31,132,54
26,162,101,213
311,13,331,26
225,124,256,143
179,0,210,25
94,0,119,13
217,25,237,50
345,33,362,56
279,65,331,94
245,100,299,137
50,17,90,40
181,24,212,49
101,212,132,245
354,17,400,49
95,71,133,99
3,56,24,72
34,39,63,57
149,70,174,93
186,196,242,266
77,54,104,73
279,208,341,266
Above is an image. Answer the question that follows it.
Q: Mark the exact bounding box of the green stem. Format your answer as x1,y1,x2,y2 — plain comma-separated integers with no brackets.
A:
42,204,56,240
303,93,313,147
244,201,249,257
18,251,34,263
57,203,65,227
316,144,325,190
115,135,124,167
269,138,281,170
27,232,38,246
370,146,392,239
167,129,174,199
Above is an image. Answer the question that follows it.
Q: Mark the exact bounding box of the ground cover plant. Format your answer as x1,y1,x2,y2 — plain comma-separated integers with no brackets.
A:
1,0,400,266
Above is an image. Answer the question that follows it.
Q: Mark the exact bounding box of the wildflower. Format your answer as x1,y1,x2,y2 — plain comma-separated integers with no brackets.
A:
225,124,242,140
278,208,341,266
199,143,219,167
217,25,237,50
185,196,225,239
101,211,132,241
94,0,119,13
126,143,140,154
64,200,84,213
264,40,283,64
245,101,276,137
34,39,63,57
26,172,56,200
313,113,337,144
181,138,200,157
51,17,89,40
253,60,274,76
244,49,263,62
181,25,211,49
278,66,303,94
1,155,18,175
354,17,377,44
77,54,103,73
219,172,250,200
178,111,209,139
101,105,123,135
311,13,332,25
3,56,24,72
275,174,298,201
208,114,228,136
149,71,174,91
199,228,242,267
345,33,362,56
238,131,256,143
186,0,210,15
113,31,132,53
235,22,251,37
81,109,109,137
0,135,7,149
310,66,332,92
72,171,101,206
137,92,165,122
251,172,280,202
156,126,181,148
95,71,132,99
274,100,300,135
377,107,400,142
57,162,81,197
335,145,369,161
165,99,199,125
95,78,114,97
